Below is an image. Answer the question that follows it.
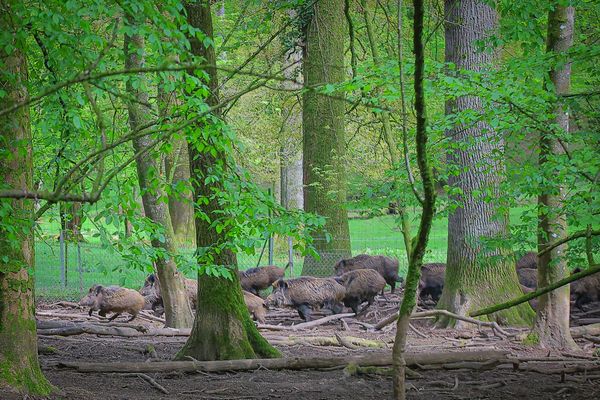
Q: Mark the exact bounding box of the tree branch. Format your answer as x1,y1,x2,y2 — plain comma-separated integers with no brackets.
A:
538,228,600,257
471,264,600,318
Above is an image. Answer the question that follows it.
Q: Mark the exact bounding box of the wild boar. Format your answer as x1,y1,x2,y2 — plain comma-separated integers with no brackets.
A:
516,252,538,270
517,268,537,289
334,269,386,314
243,290,267,324
571,268,600,310
139,274,197,316
418,263,446,304
265,277,346,321
79,284,145,322
334,254,403,293
238,265,286,296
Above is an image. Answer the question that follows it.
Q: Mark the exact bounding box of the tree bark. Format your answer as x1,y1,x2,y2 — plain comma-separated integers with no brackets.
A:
159,84,196,247
301,0,351,276
124,15,194,329
534,4,577,350
0,3,54,394
392,1,437,398
436,0,533,326
177,1,279,361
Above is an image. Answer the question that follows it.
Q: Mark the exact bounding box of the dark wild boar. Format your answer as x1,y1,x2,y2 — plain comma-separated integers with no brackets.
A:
265,277,346,321
139,274,197,316
334,254,403,293
517,268,537,289
334,269,385,314
571,268,600,310
418,263,446,304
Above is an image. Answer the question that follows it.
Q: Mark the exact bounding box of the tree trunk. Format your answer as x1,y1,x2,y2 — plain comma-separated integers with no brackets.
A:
124,15,194,329
534,4,577,350
159,84,196,247
177,1,279,361
436,0,533,326
0,5,54,393
302,0,351,276
392,1,437,397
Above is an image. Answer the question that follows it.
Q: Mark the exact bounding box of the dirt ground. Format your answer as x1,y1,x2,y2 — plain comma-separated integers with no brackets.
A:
2,294,600,400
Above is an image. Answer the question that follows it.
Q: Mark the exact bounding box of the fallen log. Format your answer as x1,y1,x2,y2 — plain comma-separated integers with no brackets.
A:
582,335,600,344
570,323,600,338
37,323,190,337
57,349,510,374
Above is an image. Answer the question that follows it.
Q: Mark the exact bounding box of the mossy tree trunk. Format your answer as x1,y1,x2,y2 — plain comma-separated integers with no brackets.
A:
392,1,436,397
0,4,54,394
436,0,533,326
301,0,351,276
177,1,279,361
124,14,194,329
534,4,577,350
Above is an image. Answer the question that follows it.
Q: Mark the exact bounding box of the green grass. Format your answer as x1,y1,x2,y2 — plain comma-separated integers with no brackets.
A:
34,207,533,300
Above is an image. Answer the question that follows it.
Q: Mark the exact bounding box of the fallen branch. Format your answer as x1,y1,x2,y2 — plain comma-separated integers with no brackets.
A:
570,323,600,338
138,311,166,324
335,333,358,349
57,349,510,374
471,263,600,317
267,335,385,348
37,311,101,321
257,313,356,331
47,301,82,309
582,335,600,344
374,309,511,338
124,373,168,394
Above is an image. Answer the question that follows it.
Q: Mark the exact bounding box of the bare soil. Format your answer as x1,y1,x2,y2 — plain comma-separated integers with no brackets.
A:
2,295,599,400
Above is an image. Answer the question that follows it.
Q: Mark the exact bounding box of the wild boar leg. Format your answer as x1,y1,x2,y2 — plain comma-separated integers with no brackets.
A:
108,312,122,322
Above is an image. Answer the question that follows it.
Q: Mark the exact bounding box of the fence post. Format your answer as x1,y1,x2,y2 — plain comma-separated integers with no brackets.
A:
287,236,293,277
268,187,274,265
59,229,66,288
77,239,83,294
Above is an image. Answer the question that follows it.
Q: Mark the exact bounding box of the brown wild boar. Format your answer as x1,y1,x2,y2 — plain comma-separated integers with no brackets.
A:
238,265,286,296
334,254,403,293
334,269,385,314
243,290,267,324
79,284,145,322
265,277,346,321
516,252,538,270
139,273,197,316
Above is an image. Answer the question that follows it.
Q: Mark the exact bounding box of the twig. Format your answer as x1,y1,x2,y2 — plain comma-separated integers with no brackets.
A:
124,373,168,394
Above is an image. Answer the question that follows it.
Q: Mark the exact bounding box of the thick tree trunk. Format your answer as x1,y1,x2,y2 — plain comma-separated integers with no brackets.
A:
534,4,577,350
124,16,194,329
0,5,54,393
158,84,196,247
436,0,533,326
302,0,351,276
177,1,279,360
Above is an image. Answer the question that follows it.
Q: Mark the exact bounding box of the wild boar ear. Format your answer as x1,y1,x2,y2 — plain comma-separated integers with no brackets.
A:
333,276,343,284
94,285,103,295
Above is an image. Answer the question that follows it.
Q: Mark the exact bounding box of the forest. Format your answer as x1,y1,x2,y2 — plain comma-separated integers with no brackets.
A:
0,0,599,399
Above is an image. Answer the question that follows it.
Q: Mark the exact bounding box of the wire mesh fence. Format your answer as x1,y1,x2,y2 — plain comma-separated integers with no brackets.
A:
34,215,449,300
